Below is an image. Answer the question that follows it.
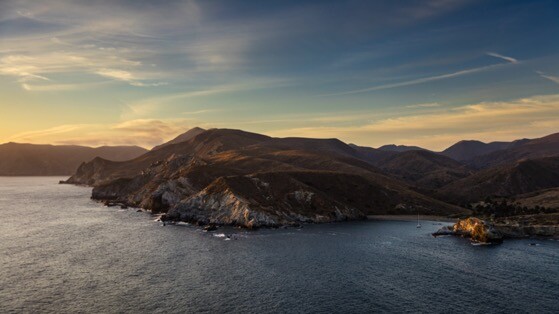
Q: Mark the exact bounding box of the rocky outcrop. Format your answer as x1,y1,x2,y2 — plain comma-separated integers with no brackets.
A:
164,173,369,228
433,217,503,243
434,215,559,242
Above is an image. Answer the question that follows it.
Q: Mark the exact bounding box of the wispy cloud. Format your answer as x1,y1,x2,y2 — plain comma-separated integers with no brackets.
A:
6,119,198,148
95,68,166,87
486,52,519,64
405,102,442,109
537,71,559,85
7,124,88,142
268,94,559,150
0,50,163,90
0,1,199,91
181,109,222,115
22,82,83,91
121,78,289,119
321,63,506,96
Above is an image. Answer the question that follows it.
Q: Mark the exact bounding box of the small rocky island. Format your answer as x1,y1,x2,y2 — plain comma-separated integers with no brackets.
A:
433,218,504,244
433,215,559,244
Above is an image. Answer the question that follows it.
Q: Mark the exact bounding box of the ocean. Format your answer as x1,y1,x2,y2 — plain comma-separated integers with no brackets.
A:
0,177,558,313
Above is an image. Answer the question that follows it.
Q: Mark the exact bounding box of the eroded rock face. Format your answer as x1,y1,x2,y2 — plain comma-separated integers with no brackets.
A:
433,217,503,243
165,174,368,228
168,189,277,228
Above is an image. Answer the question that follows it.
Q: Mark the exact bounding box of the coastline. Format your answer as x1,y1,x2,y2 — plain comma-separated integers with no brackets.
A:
367,215,458,223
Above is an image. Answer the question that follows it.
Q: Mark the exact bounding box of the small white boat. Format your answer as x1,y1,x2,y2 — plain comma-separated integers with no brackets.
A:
416,212,421,228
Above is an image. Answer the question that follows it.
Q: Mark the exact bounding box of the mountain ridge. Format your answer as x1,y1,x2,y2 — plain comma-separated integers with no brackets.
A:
0,142,148,176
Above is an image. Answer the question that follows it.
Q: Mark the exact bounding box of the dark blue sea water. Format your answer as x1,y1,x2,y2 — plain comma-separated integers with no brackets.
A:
0,177,558,313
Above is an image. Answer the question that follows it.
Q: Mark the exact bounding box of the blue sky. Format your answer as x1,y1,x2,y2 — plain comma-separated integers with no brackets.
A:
1,0,558,150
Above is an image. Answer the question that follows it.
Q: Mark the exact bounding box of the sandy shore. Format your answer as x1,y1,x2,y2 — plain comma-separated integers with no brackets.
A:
367,215,458,223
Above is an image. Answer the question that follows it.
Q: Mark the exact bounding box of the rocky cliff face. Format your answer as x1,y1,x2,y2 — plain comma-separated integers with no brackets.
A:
165,172,373,228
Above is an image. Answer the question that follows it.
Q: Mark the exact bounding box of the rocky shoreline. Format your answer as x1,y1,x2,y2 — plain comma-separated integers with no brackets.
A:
433,216,559,244
367,215,459,222
84,191,368,230
88,192,559,239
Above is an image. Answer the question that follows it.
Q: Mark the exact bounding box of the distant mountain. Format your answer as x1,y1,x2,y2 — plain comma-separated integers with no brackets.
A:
151,127,206,151
438,156,559,203
378,144,427,152
377,150,472,189
441,140,512,161
468,133,559,169
65,128,466,227
0,143,148,176
348,144,398,165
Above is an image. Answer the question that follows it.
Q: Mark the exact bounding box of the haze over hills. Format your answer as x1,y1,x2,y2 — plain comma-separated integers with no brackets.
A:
0,143,148,176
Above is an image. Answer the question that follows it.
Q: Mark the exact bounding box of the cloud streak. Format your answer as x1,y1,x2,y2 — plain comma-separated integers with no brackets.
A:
486,52,519,64
6,119,197,148
405,102,442,108
120,78,290,119
268,94,559,150
321,63,506,96
537,71,559,85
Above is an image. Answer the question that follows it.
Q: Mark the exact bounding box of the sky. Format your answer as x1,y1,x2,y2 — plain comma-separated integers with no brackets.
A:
1,0,558,151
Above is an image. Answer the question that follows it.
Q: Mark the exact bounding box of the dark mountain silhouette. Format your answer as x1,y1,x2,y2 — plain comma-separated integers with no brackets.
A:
378,144,427,152
65,128,466,227
438,156,559,203
348,144,398,165
377,150,472,189
0,143,148,176
468,133,559,169
151,127,206,151
441,140,512,161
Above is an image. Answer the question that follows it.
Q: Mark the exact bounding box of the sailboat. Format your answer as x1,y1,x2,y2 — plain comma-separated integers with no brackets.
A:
416,212,421,228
